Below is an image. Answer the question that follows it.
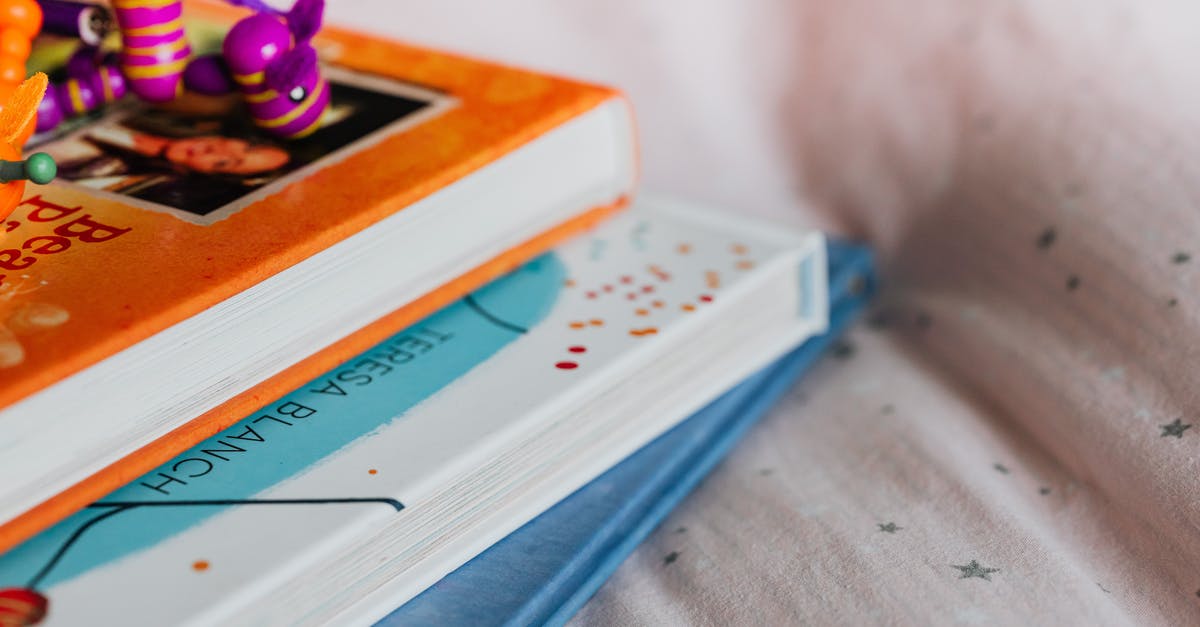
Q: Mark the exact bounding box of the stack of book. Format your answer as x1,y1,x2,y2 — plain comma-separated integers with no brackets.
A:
0,3,873,625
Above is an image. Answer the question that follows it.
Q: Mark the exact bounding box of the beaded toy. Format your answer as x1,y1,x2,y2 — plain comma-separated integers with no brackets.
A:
0,73,57,220
220,0,329,138
0,0,41,102
35,56,125,132
111,0,190,103
37,0,112,46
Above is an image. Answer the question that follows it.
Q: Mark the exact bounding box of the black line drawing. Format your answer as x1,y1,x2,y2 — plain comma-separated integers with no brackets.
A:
25,497,404,589
464,294,528,334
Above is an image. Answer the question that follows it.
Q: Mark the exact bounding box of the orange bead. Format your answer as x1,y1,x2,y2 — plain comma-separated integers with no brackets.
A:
0,81,18,129
0,57,21,85
0,0,40,40
0,28,28,61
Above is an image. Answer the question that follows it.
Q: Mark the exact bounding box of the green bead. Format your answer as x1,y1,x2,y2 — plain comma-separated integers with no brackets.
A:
24,153,55,185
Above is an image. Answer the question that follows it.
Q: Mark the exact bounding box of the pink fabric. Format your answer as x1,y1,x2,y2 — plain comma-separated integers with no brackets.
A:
335,2,1200,623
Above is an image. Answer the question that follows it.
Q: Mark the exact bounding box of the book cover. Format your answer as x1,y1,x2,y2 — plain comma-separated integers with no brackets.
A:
0,202,824,626
0,1,633,551
385,241,875,627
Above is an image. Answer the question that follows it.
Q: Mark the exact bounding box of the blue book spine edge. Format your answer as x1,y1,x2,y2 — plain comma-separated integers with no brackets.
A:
382,241,875,627
539,242,875,627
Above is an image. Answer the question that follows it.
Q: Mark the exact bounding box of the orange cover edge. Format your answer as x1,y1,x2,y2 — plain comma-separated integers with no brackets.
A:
0,7,622,411
0,195,630,554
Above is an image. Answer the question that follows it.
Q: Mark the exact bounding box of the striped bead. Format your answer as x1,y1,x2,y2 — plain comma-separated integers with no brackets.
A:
223,13,329,139
36,62,126,132
112,0,189,102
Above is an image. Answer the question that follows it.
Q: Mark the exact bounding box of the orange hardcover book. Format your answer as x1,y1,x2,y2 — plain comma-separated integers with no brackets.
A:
0,1,636,552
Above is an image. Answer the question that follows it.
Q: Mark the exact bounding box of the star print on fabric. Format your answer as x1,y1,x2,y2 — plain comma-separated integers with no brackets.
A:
1036,227,1057,250
878,522,902,533
867,310,894,330
953,560,1000,581
1160,419,1192,439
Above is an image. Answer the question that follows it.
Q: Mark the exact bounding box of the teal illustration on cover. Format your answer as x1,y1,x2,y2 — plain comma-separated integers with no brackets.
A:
0,205,806,626
0,253,566,592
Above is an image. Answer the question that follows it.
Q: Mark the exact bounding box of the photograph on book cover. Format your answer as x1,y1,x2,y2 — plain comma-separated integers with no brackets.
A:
26,8,459,226
30,66,456,225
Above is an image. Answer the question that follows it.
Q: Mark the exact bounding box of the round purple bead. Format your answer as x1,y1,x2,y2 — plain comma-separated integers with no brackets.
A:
35,92,63,133
183,55,234,95
223,14,292,75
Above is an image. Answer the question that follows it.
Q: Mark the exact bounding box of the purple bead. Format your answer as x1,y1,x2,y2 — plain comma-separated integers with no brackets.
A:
35,91,63,132
93,65,126,103
58,78,100,116
183,54,234,95
223,14,291,76
112,0,189,103
252,77,329,138
66,46,101,79
222,11,331,138
40,0,113,46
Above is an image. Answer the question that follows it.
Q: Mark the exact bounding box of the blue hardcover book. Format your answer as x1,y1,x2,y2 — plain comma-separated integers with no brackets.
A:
0,198,837,626
385,241,874,627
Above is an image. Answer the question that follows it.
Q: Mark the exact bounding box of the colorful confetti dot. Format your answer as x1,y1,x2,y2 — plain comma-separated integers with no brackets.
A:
586,291,598,299
569,321,586,329
621,275,633,284
368,469,378,475
629,327,659,337
732,244,748,255
705,271,721,289
603,285,614,293
589,319,604,327
681,304,696,312
736,259,755,270
642,285,655,294
192,560,210,572
699,294,714,303
677,243,692,254
556,361,579,370
652,300,665,308
568,346,587,353
565,279,576,287
626,293,638,301
636,308,650,316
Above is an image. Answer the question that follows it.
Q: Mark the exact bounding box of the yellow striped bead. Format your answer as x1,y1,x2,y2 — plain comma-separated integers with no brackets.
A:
121,20,182,37
121,58,188,79
256,82,326,129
